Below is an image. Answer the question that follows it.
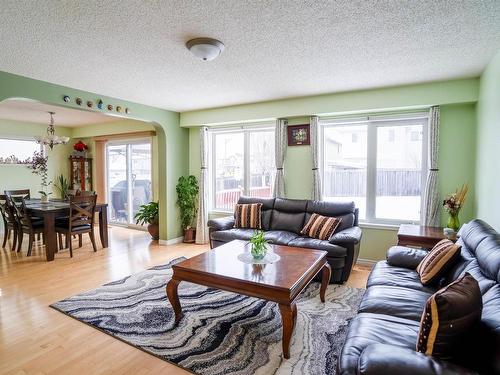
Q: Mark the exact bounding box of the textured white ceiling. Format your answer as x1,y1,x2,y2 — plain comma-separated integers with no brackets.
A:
0,99,119,127
1,1,499,112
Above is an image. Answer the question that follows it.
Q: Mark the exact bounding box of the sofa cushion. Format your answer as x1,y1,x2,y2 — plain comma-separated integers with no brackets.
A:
300,213,341,240
234,203,262,229
387,246,428,269
210,228,256,243
270,198,308,234
367,261,438,294
263,230,298,245
359,285,432,322
305,200,355,233
288,237,347,257
237,196,275,230
416,239,461,285
416,273,482,360
339,312,420,375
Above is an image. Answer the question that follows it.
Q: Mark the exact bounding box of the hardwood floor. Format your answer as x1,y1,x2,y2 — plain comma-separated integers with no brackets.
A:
0,227,370,374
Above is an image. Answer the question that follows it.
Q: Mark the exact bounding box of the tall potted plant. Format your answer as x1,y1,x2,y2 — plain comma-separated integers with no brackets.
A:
176,175,199,243
54,174,70,200
134,201,159,240
27,151,51,203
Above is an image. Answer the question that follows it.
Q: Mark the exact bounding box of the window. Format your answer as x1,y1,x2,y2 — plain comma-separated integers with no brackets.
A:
210,125,275,211
320,113,427,224
0,138,41,164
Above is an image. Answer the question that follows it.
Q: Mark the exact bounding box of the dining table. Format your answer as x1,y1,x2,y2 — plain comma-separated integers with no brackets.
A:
24,199,109,261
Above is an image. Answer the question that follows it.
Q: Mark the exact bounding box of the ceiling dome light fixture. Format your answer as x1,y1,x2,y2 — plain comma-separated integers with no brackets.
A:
186,38,225,61
34,112,70,149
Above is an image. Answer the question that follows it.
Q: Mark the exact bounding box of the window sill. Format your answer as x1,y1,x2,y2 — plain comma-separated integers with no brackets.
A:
359,222,401,231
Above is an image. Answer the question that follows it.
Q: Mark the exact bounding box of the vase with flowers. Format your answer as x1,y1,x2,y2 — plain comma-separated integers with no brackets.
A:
443,184,469,231
27,151,51,203
249,230,269,260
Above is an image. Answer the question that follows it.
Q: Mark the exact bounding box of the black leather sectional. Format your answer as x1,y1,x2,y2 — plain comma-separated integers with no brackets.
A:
207,196,362,283
339,219,500,375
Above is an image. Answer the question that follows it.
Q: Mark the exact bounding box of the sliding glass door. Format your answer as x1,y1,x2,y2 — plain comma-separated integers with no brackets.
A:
106,139,152,225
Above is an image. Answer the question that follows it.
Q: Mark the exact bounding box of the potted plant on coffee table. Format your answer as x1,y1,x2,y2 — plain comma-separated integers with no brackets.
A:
134,201,159,240
176,175,199,243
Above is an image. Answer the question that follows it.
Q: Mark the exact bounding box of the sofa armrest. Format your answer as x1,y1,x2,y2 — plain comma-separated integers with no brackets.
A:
358,344,478,375
386,246,428,269
207,216,235,231
328,226,362,245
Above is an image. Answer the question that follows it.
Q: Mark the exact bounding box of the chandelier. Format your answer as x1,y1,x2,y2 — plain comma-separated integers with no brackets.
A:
34,112,70,149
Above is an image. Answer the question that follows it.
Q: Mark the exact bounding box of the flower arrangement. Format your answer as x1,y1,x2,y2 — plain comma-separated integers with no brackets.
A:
73,140,88,152
249,230,269,260
443,183,469,231
27,151,51,202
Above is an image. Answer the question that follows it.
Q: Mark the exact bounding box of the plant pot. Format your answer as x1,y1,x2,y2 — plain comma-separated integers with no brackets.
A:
147,223,160,240
40,196,49,204
183,227,196,243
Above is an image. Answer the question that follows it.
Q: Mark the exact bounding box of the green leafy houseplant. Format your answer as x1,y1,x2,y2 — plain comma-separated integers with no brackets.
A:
27,151,52,202
176,175,199,242
54,174,70,200
134,201,159,240
250,230,269,260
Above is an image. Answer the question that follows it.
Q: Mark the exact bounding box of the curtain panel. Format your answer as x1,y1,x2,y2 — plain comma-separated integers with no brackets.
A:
195,126,209,244
273,119,287,198
422,106,440,226
310,116,322,200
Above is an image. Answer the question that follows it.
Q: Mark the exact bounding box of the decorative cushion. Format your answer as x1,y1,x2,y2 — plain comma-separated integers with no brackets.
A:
234,203,262,229
416,273,482,359
416,239,461,285
300,213,341,240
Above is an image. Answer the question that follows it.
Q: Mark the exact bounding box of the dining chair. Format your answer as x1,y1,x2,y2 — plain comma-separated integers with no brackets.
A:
4,189,30,199
55,194,97,257
0,194,19,250
8,196,44,256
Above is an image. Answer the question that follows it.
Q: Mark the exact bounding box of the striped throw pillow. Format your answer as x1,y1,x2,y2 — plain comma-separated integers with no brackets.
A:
416,239,461,285
300,213,341,240
417,273,482,359
234,203,262,229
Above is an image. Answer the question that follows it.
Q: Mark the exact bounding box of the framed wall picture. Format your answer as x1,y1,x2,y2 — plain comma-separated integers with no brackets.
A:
287,124,310,146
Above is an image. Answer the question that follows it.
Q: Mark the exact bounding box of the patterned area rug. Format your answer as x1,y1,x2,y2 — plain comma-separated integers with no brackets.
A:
51,258,364,375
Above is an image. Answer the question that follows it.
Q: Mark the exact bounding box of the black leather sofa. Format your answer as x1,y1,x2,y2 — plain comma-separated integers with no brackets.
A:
339,219,500,375
207,196,362,284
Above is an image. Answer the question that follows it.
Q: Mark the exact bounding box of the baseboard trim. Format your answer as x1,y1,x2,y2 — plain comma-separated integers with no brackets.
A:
356,258,378,267
159,236,184,246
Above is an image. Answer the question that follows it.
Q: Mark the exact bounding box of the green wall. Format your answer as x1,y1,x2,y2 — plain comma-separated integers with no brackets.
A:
187,84,478,261
0,71,188,240
476,49,500,230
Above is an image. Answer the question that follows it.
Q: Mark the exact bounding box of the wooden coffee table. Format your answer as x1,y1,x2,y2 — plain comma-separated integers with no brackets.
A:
166,239,331,359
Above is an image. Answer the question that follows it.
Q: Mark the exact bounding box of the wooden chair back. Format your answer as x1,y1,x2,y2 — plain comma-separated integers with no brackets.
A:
0,194,17,226
7,196,33,229
5,189,31,199
69,194,97,231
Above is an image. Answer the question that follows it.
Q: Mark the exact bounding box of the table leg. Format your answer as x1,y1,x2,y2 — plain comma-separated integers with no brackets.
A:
43,212,56,261
278,302,297,359
166,278,183,324
320,262,331,303
98,207,109,248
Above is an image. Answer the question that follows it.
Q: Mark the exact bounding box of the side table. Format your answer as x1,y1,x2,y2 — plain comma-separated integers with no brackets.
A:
397,224,447,249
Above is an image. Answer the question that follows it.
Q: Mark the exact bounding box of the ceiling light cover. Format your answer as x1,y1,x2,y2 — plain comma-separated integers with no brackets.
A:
186,38,225,61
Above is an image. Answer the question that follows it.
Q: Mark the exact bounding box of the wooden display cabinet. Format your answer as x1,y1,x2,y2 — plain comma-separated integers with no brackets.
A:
69,156,93,191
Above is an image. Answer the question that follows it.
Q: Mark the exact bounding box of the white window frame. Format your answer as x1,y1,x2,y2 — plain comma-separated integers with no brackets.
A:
209,123,275,213
0,136,44,164
319,112,428,225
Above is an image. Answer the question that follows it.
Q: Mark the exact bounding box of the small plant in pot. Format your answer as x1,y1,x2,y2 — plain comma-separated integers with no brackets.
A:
176,175,199,243
54,174,70,200
249,230,269,260
134,201,159,240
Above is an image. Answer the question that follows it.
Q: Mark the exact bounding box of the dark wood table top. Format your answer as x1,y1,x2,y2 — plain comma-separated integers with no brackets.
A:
397,224,445,239
173,239,327,292
25,199,107,213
